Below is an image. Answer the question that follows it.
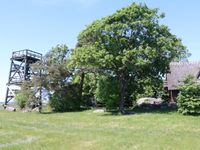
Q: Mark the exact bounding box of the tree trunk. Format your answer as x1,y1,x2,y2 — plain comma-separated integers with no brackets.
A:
79,72,85,101
39,87,42,113
119,73,125,114
93,73,98,108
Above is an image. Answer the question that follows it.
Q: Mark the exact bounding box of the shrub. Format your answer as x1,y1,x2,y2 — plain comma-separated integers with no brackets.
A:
49,84,81,112
177,75,200,115
15,80,41,110
15,92,28,109
136,85,155,100
15,90,39,110
95,76,119,110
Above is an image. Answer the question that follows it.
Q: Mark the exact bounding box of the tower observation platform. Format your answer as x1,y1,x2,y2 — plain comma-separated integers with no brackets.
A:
5,49,42,105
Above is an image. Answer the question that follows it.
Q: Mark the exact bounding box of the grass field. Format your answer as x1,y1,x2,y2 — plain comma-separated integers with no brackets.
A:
0,108,200,150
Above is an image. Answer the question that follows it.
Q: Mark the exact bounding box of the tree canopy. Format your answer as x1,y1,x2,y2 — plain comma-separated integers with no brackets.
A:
72,3,188,113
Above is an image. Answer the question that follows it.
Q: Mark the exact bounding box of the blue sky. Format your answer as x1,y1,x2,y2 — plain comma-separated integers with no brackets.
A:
0,0,200,102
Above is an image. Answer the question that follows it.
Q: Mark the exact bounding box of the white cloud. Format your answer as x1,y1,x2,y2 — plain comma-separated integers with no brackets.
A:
31,0,100,7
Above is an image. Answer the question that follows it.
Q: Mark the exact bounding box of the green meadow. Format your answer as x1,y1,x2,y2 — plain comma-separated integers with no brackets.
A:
0,109,200,150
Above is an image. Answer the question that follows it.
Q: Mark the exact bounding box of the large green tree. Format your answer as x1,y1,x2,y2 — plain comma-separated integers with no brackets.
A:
72,3,188,113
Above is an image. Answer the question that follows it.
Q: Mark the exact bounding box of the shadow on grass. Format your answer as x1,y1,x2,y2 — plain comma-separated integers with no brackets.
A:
133,107,177,114
40,108,90,115
101,107,177,116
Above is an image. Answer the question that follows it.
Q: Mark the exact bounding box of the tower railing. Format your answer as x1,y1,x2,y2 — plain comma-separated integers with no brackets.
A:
12,49,42,60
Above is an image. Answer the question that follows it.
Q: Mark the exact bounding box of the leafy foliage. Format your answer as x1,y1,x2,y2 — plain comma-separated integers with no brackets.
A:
177,75,200,115
31,44,82,112
72,3,188,113
80,73,98,107
95,76,119,110
15,92,28,109
15,81,39,110
45,44,69,65
49,84,80,112
135,77,164,100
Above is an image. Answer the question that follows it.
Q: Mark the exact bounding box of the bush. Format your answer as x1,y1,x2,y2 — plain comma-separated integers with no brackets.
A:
15,92,28,109
15,90,39,110
15,80,40,110
177,75,200,115
136,85,155,100
95,76,119,110
49,84,81,112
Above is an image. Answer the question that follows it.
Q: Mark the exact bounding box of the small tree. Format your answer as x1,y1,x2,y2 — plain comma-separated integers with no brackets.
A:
31,44,82,112
177,75,200,115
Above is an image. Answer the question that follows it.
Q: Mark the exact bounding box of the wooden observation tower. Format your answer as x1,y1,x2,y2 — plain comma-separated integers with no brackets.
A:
5,49,42,105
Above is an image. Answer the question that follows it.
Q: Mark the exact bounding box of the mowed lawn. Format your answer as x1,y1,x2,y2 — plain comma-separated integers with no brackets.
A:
0,108,200,150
